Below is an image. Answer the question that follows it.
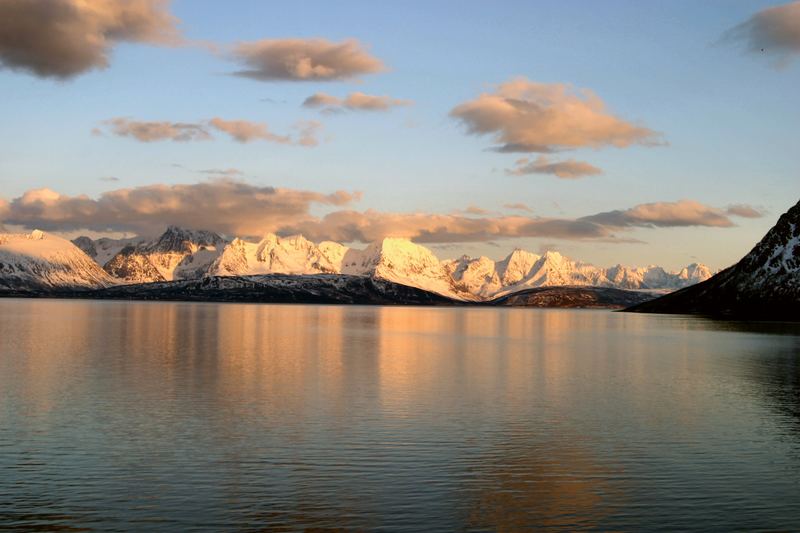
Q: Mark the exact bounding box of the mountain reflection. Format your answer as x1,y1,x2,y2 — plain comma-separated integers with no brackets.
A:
737,338,800,433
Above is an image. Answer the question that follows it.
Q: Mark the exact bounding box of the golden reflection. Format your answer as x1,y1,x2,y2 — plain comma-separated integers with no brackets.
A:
375,307,617,417
10,299,94,417
468,432,628,531
208,304,362,438
3,300,800,530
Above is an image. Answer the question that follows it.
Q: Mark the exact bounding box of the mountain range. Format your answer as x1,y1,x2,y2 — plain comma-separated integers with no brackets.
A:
629,199,800,320
0,223,719,306
8,199,794,316
64,225,712,301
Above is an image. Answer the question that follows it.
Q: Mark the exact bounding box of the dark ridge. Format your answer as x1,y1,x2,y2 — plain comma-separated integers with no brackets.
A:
490,286,657,308
2,274,462,306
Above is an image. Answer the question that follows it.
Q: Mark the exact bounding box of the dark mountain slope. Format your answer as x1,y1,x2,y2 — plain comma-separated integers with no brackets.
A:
72,274,461,306
628,199,800,320
492,286,656,308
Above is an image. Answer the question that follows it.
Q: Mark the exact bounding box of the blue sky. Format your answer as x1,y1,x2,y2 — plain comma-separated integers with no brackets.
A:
1,0,798,270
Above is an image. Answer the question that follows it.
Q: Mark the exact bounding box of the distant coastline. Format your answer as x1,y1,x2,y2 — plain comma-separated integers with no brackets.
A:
0,274,658,309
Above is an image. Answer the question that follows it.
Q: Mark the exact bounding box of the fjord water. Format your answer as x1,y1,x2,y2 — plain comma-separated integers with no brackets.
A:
1,300,799,531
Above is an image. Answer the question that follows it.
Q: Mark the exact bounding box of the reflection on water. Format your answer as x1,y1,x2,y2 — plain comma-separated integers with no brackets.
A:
468,431,628,531
1,300,800,530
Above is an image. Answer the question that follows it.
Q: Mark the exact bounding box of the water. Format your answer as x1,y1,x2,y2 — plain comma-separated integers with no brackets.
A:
1,299,799,531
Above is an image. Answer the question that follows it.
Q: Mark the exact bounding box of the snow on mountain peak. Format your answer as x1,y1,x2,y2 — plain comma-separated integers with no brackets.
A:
152,226,225,254
443,255,500,298
209,232,347,277
99,226,226,282
341,237,474,299
62,228,714,301
727,200,800,292
739,205,800,277
677,263,712,281
0,230,113,290
496,248,540,285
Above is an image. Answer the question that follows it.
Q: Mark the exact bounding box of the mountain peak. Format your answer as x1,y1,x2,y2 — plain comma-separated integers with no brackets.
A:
496,248,539,285
0,231,113,290
376,236,417,250
72,236,97,259
152,226,224,253
362,237,440,264
736,200,800,280
210,232,347,277
540,250,565,262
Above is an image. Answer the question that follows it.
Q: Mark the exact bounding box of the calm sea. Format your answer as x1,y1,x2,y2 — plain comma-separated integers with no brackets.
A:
1,299,799,531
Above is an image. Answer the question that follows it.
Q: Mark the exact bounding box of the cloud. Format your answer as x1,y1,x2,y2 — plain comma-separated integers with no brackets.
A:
99,117,322,146
303,91,412,113
0,0,180,79
538,243,560,254
100,176,120,182
1,180,358,235
726,204,765,218
283,210,614,243
581,199,760,228
503,203,533,213
721,1,800,66
293,120,323,147
0,198,8,225
302,93,341,108
463,205,492,216
450,77,662,153
506,156,603,179
208,118,290,144
103,118,211,142
284,199,754,244
230,38,385,81
198,168,243,177
0,184,758,244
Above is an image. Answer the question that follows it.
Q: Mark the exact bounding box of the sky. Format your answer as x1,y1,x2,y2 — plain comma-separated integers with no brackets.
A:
1,0,798,270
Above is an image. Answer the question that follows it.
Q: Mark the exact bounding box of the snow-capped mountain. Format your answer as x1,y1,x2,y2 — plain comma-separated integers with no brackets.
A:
64,227,712,301
72,235,146,267
341,238,474,300
630,199,800,319
0,230,114,291
496,249,540,286
676,263,714,285
445,250,711,298
99,226,226,283
206,234,474,299
208,233,346,277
